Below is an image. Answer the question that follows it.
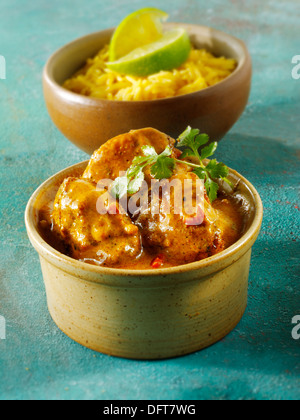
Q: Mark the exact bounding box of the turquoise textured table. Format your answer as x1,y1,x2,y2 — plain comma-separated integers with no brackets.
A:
0,0,299,400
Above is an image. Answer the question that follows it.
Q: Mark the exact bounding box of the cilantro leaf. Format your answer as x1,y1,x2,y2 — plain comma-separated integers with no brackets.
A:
131,156,151,168
176,128,232,201
141,145,158,157
205,178,219,203
194,133,210,149
193,167,207,180
180,148,196,159
177,126,200,148
128,170,145,195
110,176,129,199
151,156,175,179
159,146,173,158
206,159,229,179
201,142,218,160
126,164,143,180
177,126,209,159
150,146,174,179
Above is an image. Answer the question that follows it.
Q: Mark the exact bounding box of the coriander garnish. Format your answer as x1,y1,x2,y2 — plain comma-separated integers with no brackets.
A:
111,126,233,203
110,145,175,199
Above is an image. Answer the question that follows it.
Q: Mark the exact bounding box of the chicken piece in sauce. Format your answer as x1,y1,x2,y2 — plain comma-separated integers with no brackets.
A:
135,169,225,265
52,177,142,267
82,127,177,184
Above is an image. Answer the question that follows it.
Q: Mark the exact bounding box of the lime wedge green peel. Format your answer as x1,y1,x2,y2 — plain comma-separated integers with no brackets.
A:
107,28,191,77
107,8,191,77
109,8,169,61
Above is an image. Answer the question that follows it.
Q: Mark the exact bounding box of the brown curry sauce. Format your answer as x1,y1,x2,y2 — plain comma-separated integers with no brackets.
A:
38,191,246,270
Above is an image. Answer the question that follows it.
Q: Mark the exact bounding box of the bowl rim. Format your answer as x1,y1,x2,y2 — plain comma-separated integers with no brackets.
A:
43,22,252,106
25,160,263,279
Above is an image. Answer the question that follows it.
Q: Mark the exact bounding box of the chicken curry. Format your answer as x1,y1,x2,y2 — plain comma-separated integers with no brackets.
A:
39,128,247,270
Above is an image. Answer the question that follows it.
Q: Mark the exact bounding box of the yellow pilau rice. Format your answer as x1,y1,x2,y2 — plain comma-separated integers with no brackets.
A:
63,45,237,101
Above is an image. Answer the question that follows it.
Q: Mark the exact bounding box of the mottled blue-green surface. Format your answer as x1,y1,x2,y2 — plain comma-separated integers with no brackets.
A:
0,0,299,400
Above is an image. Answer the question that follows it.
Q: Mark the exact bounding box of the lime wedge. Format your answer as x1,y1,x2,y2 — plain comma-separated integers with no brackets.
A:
109,8,169,61
107,28,191,77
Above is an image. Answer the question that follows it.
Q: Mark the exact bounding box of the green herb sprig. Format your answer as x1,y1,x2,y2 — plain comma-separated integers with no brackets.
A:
176,126,233,202
110,145,175,199
111,126,233,203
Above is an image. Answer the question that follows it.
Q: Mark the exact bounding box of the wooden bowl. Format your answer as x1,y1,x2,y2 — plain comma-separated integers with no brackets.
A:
25,161,263,360
43,24,252,155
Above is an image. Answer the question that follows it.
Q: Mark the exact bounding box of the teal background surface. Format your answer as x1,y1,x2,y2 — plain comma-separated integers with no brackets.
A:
0,0,299,400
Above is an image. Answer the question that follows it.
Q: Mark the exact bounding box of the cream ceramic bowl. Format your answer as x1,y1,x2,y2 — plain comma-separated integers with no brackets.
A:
43,23,252,154
25,161,263,360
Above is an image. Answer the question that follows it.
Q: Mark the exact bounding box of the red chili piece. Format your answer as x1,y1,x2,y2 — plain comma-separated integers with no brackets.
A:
151,255,165,269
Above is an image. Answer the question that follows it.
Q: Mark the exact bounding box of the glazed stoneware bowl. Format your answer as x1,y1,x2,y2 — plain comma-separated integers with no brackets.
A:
43,23,252,154
25,161,263,360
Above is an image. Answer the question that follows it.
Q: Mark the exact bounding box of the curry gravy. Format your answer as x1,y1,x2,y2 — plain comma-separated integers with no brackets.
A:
38,191,247,270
